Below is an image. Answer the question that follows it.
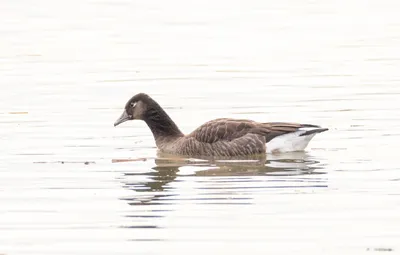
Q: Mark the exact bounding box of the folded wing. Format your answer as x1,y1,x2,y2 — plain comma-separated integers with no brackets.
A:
189,118,324,144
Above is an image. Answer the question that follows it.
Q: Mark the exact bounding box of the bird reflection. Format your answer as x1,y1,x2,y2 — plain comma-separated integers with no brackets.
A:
116,152,327,229
118,151,325,197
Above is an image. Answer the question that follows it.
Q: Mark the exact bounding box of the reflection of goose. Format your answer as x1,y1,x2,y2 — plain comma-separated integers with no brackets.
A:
160,152,323,177
114,93,328,156
122,165,179,192
117,153,327,229
118,151,324,199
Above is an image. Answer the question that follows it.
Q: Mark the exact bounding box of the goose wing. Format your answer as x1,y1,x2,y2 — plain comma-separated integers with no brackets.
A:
253,122,323,142
189,119,323,144
188,118,258,143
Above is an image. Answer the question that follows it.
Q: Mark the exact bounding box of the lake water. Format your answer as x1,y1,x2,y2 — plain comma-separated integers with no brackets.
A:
1,0,400,254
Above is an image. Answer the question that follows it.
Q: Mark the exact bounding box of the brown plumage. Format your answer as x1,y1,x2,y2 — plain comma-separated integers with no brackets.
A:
114,93,328,157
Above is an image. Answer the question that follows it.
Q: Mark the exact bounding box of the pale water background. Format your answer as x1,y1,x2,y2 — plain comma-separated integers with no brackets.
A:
1,0,400,254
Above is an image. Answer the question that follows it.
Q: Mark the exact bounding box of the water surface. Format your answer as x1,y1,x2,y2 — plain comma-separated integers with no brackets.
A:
1,0,400,254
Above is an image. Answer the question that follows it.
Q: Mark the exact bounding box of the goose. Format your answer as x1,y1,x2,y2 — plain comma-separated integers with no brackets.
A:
114,93,328,157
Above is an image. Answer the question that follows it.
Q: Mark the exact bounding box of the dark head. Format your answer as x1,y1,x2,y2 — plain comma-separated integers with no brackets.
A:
114,93,183,138
114,93,152,126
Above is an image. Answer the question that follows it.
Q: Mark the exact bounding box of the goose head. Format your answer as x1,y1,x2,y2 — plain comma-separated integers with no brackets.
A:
114,93,150,126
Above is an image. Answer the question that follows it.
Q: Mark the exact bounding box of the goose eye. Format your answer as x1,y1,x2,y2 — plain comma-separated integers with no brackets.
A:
130,102,137,108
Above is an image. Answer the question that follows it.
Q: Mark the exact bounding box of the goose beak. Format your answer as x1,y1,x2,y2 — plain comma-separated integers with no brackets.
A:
114,110,131,127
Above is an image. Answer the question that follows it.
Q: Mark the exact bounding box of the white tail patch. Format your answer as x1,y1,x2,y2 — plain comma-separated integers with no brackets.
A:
266,127,323,153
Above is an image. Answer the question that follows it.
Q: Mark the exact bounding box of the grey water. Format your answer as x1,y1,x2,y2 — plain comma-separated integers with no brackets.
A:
1,0,400,254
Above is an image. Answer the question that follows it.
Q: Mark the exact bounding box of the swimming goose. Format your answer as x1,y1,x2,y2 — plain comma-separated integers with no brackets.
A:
114,93,328,157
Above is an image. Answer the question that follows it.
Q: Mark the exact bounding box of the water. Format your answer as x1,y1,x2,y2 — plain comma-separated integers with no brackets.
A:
1,0,400,254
